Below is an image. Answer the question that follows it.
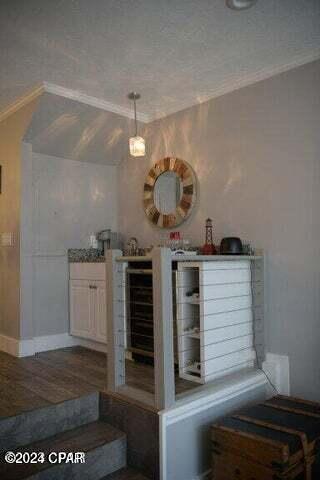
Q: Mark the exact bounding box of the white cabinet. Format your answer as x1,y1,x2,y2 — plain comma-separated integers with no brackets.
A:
70,280,95,339
69,263,107,344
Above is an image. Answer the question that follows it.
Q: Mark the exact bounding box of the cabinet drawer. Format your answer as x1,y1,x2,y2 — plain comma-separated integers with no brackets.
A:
70,262,106,281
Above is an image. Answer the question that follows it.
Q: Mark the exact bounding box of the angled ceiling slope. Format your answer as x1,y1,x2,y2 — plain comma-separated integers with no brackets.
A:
0,84,139,165
24,90,136,165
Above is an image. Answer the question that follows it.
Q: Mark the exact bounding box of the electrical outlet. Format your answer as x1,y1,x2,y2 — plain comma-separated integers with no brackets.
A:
1,232,14,246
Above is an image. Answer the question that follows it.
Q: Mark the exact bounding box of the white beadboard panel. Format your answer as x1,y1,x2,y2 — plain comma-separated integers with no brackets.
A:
202,282,251,301
204,360,256,382
178,335,254,369
200,322,253,346
201,261,250,271
203,348,256,378
201,335,254,361
179,361,257,385
199,268,251,286
201,296,252,316
69,262,106,281
176,259,261,385
180,261,251,271
176,282,252,302
201,309,253,330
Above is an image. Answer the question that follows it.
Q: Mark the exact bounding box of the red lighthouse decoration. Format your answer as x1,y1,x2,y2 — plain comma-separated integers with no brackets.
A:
202,218,216,255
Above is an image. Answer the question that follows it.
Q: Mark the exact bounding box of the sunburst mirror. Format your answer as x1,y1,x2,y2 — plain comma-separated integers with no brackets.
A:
143,157,197,228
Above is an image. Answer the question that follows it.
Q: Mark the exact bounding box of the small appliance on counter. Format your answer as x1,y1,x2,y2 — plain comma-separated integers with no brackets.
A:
97,229,122,254
97,229,111,252
220,237,243,255
126,237,139,256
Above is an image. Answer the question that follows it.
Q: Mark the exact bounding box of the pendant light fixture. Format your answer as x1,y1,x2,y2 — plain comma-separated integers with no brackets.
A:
226,0,258,10
128,92,145,157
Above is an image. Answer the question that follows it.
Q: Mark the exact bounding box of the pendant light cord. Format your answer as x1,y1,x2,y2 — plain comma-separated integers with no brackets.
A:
134,96,138,136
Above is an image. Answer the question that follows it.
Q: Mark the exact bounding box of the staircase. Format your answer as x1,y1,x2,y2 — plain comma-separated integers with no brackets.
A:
0,392,149,480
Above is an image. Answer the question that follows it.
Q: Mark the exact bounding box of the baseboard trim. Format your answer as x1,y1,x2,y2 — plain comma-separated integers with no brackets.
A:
21,333,78,357
0,333,108,357
34,333,79,354
0,334,21,356
162,369,267,426
75,337,107,353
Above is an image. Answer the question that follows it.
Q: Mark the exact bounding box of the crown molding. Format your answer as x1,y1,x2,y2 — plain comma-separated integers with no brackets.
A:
149,51,320,121
1,52,319,125
0,84,44,124
43,82,150,123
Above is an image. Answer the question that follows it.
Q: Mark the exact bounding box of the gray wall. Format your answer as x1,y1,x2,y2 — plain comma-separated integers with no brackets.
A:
0,99,38,340
21,145,119,338
119,60,320,400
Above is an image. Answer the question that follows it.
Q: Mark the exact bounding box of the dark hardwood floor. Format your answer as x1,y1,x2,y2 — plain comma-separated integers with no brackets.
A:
0,346,194,418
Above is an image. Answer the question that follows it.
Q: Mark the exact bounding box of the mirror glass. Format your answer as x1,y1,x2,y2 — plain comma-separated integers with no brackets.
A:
154,171,182,215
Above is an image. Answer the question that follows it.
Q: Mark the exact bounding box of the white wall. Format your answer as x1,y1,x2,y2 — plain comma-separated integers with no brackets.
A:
163,377,266,480
21,145,118,338
119,60,320,401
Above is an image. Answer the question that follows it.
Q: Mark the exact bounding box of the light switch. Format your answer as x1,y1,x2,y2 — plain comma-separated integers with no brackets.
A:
1,232,14,246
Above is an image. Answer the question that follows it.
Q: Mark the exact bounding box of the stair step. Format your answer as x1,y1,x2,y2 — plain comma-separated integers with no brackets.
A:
0,392,99,452
104,467,150,479
0,420,126,480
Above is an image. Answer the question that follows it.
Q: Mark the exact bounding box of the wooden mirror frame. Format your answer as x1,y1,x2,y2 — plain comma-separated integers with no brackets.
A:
143,157,197,228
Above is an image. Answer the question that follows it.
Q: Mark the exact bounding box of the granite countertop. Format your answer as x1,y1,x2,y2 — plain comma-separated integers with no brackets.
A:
68,249,105,263
118,254,263,262
69,249,263,263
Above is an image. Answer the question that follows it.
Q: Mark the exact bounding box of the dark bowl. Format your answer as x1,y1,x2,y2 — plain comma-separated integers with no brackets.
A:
220,237,243,255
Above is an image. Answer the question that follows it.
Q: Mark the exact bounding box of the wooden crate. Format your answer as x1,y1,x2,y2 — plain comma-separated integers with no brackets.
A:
211,395,320,480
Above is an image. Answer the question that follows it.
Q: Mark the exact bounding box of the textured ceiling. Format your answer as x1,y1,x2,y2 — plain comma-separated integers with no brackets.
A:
24,93,134,165
1,0,320,119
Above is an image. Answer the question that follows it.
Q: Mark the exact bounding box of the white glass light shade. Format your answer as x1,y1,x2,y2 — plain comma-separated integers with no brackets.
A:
129,136,146,157
226,0,257,10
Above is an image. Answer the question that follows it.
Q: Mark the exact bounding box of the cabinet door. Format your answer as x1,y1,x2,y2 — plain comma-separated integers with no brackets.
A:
70,280,95,340
94,281,107,344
